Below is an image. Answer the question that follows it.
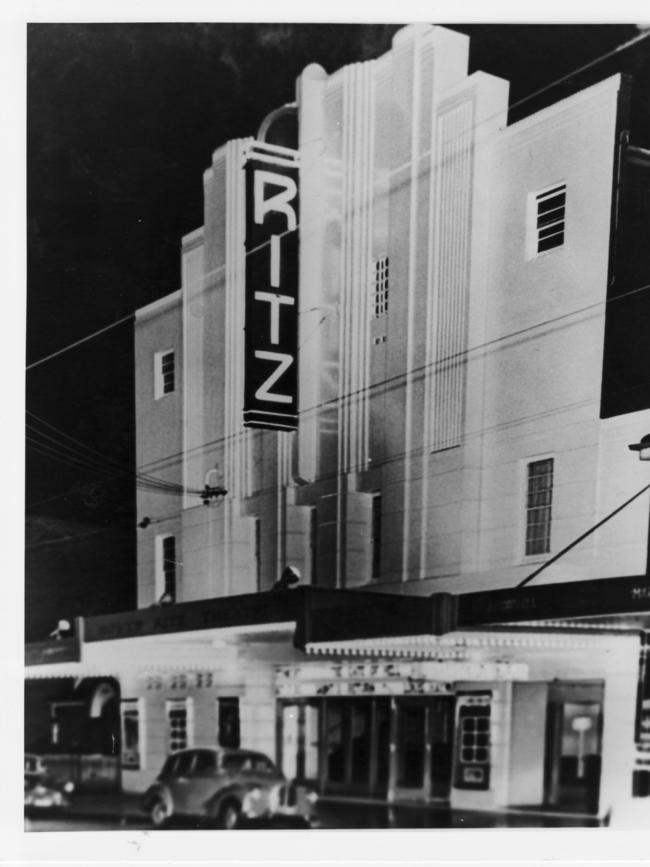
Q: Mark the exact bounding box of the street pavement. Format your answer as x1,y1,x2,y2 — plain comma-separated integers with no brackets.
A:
24,790,603,830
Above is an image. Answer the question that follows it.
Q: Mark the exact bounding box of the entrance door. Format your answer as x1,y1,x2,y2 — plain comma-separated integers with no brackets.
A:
320,697,390,797
544,683,603,814
393,697,454,801
430,698,454,798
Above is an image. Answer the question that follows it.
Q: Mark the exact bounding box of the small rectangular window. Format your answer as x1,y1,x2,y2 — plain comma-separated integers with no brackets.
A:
372,257,389,318
371,495,382,579
310,507,317,584
156,534,177,603
254,518,261,591
154,349,175,398
525,458,554,556
217,697,240,748
166,698,192,753
534,184,566,254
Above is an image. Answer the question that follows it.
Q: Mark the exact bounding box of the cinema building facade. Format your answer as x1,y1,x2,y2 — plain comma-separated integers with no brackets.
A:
25,24,650,821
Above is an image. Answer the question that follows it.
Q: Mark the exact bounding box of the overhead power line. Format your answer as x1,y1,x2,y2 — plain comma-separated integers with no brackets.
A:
26,314,134,372
23,31,650,375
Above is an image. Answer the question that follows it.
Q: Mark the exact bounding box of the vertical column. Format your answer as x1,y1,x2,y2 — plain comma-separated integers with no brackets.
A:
297,64,328,483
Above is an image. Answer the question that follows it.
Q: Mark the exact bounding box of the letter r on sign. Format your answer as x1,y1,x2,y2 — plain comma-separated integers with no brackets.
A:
254,171,298,231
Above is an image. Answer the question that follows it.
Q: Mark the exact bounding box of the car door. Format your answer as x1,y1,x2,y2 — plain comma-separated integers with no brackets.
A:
183,749,221,817
167,750,196,815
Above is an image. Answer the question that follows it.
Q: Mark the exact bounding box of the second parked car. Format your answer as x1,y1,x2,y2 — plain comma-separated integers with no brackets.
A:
142,747,317,829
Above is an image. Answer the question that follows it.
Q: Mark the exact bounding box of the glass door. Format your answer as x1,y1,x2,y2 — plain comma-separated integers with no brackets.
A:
395,701,427,794
430,698,454,798
393,697,454,801
544,683,603,813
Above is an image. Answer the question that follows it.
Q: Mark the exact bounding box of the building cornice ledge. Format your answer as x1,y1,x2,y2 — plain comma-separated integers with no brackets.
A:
135,289,182,322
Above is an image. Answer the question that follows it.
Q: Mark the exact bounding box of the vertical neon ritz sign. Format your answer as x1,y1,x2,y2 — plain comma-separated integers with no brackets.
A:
243,144,300,431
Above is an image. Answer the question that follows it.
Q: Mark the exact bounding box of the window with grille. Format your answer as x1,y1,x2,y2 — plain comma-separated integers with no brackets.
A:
154,349,175,398
166,699,192,753
454,693,492,790
534,184,566,254
525,458,554,556
373,257,389,318
459,706,490,765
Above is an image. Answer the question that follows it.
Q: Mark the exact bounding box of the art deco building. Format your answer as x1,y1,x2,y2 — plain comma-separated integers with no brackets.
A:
26,24,650,819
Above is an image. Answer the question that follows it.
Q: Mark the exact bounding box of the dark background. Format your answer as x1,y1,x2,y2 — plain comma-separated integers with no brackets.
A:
25,23,648,638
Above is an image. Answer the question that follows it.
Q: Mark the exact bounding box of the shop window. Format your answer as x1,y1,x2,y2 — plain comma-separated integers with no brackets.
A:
120,699,143,770
154,349,175,398
166,698,193,753
217,697,240,748
525,457,554,556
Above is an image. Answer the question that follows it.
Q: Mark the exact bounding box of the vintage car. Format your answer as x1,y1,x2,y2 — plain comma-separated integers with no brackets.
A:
142,747,317,829
24,754,74,811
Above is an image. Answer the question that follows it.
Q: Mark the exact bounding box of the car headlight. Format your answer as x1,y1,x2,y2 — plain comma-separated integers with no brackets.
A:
63,781,75,794
242,787,262,809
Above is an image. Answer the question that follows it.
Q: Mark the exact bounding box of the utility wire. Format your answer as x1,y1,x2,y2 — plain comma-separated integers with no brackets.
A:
24,34,650,514
517,481,650,589
24,31,650,376
26,313,134,371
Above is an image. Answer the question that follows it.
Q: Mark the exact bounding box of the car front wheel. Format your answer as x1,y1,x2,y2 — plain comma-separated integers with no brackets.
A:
150,797,170,828
217,799,241,830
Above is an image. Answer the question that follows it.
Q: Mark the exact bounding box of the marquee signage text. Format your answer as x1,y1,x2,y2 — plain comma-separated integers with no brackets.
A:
243,145,300,431
275,659,526,698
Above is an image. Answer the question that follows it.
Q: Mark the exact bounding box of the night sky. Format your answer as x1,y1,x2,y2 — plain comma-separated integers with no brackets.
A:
25,23,648,625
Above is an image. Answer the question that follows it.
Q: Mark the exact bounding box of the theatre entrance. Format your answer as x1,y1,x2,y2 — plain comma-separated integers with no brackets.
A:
278,695,454,801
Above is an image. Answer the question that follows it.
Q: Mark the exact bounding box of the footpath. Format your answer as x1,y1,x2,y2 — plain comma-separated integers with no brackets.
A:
58,789,603,829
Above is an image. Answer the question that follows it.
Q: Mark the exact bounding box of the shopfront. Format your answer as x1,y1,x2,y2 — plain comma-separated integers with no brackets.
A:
275,651,524,804
274,626,641,818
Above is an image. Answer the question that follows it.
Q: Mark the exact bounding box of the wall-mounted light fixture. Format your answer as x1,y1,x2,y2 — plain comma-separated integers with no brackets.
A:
629,434,650,462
